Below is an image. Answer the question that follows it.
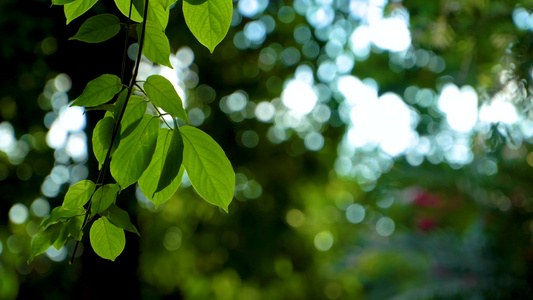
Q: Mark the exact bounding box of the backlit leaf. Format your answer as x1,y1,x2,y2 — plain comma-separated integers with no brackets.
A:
139,128,185,207
110,115,159,189
156,123,184,194
158,0,177,10
90,217,125,261
71,74,123,107
70,14,121,43
148,1,170,30
40,207,86,230
181,126,235,212
66,216,84,241
53,225,69,250
64,0,98,25
144,75,189,123
102,204,140,236
132,0,146,18
92,117,117,169
137,21,172,68
28,224,62,263
91,184,120,217
62,180,96,209
182,0,232,53
119,95,147,138
53,0,76,5
114,0,143,22
84,104,115,113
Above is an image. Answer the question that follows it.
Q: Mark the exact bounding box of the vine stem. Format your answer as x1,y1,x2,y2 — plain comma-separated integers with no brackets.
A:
69,0,150,264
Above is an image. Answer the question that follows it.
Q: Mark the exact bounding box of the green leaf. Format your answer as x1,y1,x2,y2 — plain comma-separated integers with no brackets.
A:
40,207,86,230
69,14,121,43
62,180,96,209
156,123,184,194
137,21,172,68
158,0,177,10
90,217,125,261
66,216,84,241
53,225,69,250
148,1,170,30
115,0,168,29
139,128,185,207
181,126,235,212
114,0,143,22
113,88,129,119
110,115,159,189
102,204,140,236
53,0,76,5
132,0,146,18
64,0,98,25
85,104,115,112
92,117,118,169
120,95,147,138
71,74,123,107
144,75,189,123
29,224,63,263
182,0,232,53
94,185,120,213
91,184,120,217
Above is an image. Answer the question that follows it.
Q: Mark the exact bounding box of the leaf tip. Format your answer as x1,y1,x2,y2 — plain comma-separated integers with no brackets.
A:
220,204,229,214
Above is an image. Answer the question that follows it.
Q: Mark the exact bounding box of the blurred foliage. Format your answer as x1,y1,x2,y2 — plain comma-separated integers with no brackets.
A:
2,0,533,299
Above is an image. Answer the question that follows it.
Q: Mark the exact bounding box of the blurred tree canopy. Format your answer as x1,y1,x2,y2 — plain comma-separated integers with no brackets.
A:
2,0,533,299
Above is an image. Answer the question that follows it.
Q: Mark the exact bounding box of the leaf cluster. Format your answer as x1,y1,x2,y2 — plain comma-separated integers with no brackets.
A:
29,0,235,262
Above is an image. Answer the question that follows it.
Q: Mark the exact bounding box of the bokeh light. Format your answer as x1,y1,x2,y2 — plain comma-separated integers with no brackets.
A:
345,204,365,224
375,216,395,237
9,203,29,225
30,198,50,217
314,231,334,251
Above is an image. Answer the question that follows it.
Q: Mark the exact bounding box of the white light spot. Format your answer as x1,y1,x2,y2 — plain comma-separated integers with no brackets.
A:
347,92,418,156
371,17,411,52
46,120,68,149
479,95,518,125
438,84,478,132
59,106,86,132
54,73,72,92
282,79,318,115
227,91,248,112
306,6,335,28
66,132,88,163
238,0,268,18
244,20,267,43
349,25,371,59
0,122,16,153
175,47,195,68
